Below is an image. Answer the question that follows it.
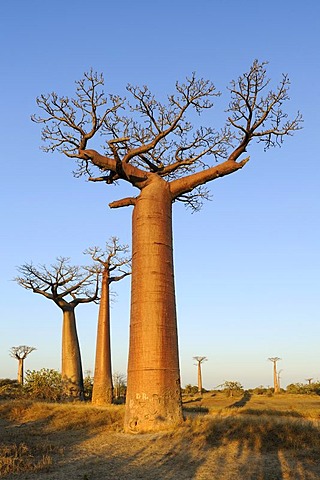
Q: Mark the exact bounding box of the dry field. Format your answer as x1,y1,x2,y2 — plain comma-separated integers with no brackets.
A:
1,393,320,479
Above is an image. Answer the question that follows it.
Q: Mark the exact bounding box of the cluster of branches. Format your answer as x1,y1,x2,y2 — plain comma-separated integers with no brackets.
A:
15,257,100,309
32,60,302,211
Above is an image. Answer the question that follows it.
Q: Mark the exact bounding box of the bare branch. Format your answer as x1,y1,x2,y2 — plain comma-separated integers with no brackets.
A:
9,346,36,360
109,197,137,209
15,258,99,310
227,60,303,156
84,237,131,284
34,62,302,207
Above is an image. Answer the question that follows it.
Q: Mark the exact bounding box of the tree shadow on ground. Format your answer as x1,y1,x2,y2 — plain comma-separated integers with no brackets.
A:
228,391,252,408
190,409,320,480
182,396,203,404
2,403,320,480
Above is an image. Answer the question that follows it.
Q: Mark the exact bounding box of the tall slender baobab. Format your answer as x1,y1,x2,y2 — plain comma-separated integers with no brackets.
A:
268,357,281,394
33,61,302,431
85,237,130,405
193,356,207,394
9,345,36,385
15,258,99,398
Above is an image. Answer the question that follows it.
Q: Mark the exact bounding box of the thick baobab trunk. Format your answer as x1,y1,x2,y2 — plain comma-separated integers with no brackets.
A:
273,362,279,394
197,363,203,394
92,270,113,405
61,308,84,399
124,177,183,432
17,359,24,385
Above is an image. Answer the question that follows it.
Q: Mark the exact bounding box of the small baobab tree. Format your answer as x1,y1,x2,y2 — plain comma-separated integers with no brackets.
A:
85,237,130,405
15,257,99,399
9,345,36,385
33,61,301,431
193,356,207,394
268,357,281,394
306,378,313,385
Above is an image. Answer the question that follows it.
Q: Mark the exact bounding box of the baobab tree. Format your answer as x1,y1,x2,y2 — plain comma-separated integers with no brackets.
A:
9,345,36,385
268,357,281,394
193,356,207,394
306,378,313,385
32,61,301,431
15,258,99,398
85,237,130,405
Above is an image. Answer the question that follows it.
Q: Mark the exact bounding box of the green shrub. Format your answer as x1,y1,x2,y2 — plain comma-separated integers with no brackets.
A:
83,373,94,400
183,384,199,395
23,369,67,401
222,381,243,397
286,382,320,395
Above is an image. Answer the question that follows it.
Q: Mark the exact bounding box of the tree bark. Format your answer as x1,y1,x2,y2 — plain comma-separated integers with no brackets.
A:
273,362,279,394
197,363,203,394
61,309,84,399
92,270,113,405
124,175,183,432
17,359,24,385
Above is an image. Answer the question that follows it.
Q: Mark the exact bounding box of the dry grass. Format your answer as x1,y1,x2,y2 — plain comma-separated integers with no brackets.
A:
0,400,124,478
1,394,320,479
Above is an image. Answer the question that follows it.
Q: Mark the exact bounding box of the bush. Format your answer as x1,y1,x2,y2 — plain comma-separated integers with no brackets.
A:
183,384,199,395
83,373,94,400
0,378,22,399
23,369,67,401
222,381,244,397
286,382,320,395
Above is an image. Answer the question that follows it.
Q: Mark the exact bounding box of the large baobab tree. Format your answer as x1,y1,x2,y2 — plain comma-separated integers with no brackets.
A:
9,345,36,385
15,258,99,399
32,60,302,431
268,357,281,394
193,356,207,394
85,237,130,405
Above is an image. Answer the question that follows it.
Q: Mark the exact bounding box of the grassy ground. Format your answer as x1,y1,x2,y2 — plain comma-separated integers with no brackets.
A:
1,393,320,479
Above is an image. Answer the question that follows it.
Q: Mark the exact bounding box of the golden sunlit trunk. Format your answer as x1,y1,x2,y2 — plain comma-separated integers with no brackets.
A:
124,177,183,432
61,309,84,399
17,359,23,385
273,362,279,394
197,363,203,394
92,271,113,405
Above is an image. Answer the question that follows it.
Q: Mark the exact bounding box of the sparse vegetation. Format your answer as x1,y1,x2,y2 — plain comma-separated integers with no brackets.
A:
1,393,320,479
286,381,320,395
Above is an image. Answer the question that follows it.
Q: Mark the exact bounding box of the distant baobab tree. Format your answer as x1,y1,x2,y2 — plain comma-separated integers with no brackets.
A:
113,371,127,400
277,369,283,390
85,237,131,405
15,257,99,399
305,378,313,385
9,345,36,385
193,356,207,394
268,357,281,393
33,61,302,431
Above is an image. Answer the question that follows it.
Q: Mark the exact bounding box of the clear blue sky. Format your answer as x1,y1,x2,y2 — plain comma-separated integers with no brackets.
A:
1,0,319,390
